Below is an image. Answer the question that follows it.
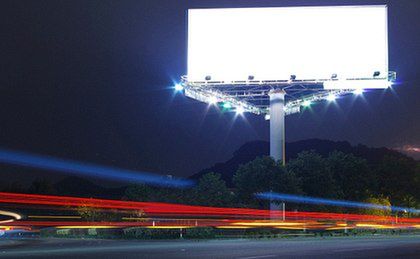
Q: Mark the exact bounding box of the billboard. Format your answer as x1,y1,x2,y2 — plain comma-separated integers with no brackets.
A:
187,6,388,87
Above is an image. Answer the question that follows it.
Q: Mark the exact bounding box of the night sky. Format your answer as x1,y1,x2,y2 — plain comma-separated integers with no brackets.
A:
0,0,419,185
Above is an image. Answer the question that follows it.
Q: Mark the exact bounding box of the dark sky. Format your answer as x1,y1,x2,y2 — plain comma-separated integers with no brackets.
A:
0,0,419,185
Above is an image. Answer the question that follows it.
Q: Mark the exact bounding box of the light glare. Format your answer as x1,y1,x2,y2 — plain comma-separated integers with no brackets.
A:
353,88,364,95
222,102,232,109
235,106,245,114
174,84,184,91
326,94,337,102
208,96,218,104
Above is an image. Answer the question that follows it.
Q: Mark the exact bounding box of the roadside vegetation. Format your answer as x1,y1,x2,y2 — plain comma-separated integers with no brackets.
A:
123,151,419,214
3,149,419,240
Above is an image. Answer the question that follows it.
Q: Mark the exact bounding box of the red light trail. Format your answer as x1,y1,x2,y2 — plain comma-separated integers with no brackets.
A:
0,192,419,230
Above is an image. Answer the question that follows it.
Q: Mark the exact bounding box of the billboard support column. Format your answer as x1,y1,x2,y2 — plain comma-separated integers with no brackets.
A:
269,89,285,164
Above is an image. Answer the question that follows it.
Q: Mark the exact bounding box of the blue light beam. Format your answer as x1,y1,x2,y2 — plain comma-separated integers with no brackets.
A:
0,149,194,188
256,192,420,214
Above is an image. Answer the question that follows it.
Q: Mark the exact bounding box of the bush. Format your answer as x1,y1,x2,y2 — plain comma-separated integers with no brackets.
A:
123,228,180,239
123,227,216,239
185,227,215,239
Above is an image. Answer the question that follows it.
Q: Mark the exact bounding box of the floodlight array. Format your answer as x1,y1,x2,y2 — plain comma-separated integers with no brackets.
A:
184,87,261,114
180,72,396,116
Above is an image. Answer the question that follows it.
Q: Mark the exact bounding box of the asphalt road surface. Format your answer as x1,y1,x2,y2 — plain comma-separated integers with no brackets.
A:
1,235,419,258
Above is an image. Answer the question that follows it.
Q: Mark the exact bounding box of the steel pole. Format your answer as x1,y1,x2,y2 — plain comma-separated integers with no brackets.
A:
269,89,286,164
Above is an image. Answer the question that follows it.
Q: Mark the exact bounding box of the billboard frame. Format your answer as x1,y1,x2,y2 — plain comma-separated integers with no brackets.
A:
180,5,396,163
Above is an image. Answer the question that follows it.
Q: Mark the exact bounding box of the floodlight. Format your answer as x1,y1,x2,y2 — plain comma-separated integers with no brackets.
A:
373,71,381,77
248,75,255,80
222,102,232,109
353,88,364,95
264,114,270,120
205,75,212,81
235,106,245,114
174,84,184,91
326,94,337,101
331,73,338,79
302,100,311,107
208,96,218,104
290,75,296,81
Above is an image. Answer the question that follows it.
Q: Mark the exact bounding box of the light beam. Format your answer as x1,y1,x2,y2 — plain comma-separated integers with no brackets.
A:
0,149,193,188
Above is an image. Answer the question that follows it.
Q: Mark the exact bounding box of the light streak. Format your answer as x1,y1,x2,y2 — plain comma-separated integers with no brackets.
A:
56,226,118,229
121,217,149,221
232,221,306,227
1,192,419,227
355,223,396,229
273,226,305,230
0,210,21,220
0,220,14,224
0,226,31,231
336,223,348,227
4,219,420,231
325,226,353,230
28,215,81,219
146,226,193,229
0,210,21,224
257,192,420,214
0,149,193,188
215,226,253,229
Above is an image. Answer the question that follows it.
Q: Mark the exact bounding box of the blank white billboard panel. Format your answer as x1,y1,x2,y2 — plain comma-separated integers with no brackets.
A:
187,6,388,86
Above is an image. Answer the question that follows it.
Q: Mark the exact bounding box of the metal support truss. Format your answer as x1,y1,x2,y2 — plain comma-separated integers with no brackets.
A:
181,71,396,116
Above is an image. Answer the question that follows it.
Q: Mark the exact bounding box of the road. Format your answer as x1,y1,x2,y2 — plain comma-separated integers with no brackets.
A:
1,235,419,258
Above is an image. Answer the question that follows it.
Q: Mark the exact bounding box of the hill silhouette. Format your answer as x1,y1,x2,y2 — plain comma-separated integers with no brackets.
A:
7,139,410,197
190,139,409,186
